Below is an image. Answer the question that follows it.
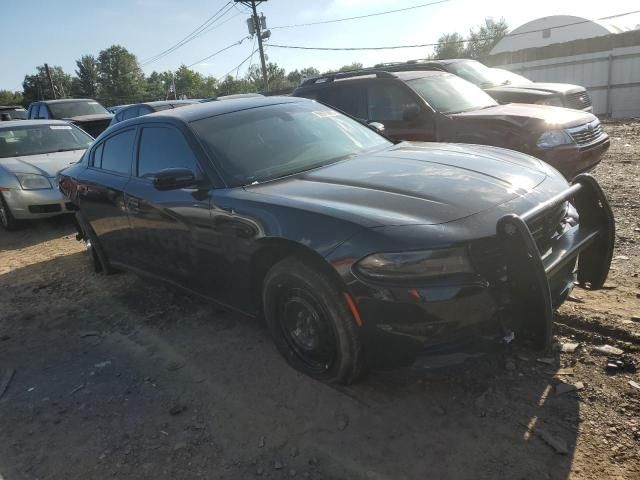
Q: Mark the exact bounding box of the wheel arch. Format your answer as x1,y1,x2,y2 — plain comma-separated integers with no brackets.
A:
250,237,347,312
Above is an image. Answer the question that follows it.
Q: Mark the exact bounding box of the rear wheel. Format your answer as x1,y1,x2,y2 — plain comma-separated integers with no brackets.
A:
0,193,18,231
75,212,114,274
262,256,365,384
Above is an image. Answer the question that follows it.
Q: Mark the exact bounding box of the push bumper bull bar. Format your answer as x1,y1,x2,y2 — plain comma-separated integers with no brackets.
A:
496,174,615,349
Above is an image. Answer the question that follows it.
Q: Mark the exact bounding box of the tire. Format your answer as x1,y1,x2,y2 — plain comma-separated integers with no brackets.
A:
0,192,19,231
262,256,366,384
75,212,113,275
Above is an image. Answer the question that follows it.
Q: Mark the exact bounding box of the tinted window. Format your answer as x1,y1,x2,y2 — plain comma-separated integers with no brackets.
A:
91,143,104,167
122,106,140,120
38,105,50,119
99,129,135,174
368,83,419,121
48,100,109,118
191,102,390,186
137,127,198,178
331,85,367,119
30,104,40,119
0,124,93,158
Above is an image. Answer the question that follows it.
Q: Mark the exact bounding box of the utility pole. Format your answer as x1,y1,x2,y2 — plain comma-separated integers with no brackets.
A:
235,0,269,91
44,63,57,99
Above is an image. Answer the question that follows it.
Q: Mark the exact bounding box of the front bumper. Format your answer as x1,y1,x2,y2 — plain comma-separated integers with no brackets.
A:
342,174,614,367
534,137,610,180
1,186,74,219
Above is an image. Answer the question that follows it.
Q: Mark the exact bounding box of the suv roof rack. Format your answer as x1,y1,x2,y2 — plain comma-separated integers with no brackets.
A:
300,70,397,86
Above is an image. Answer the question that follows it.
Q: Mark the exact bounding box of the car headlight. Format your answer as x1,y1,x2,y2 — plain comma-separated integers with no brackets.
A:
536,130,573,149
536,96,564,107
15,173,52,190
354,247,473,282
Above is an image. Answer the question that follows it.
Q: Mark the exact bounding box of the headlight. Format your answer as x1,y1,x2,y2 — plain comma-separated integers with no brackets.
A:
536,96,564,107
355,247,473,281
15,173,52,190
536,130,573,149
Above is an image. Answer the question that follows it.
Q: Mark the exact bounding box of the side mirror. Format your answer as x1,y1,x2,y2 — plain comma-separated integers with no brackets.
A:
403,104,421,122
368,121,385,133
152,168,197,190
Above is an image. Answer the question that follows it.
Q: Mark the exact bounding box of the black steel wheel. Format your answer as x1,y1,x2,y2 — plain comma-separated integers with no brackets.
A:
263,256,365,384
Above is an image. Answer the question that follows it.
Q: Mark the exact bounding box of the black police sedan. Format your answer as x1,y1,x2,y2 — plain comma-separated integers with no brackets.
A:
57,96,614,384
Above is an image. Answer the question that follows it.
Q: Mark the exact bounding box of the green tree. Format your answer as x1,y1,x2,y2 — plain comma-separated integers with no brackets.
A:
216,75,255,96
465,17,508,59
0,90,23,106
22,65,73,104
433,32,466,59
97,45,145,106
71,54,100,98
246,62,291,92
144,71,172,101
338,62,363,72
287,67,320,85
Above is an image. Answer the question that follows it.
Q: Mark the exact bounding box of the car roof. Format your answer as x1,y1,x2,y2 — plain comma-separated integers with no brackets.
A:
297,69,450,89
38,98,99,104
144,95,306,122
0,119,72,128
0,106,26,110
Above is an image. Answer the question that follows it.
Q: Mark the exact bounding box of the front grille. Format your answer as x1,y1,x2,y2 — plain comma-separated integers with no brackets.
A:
29,204,62,214
470,202,570,279
564,90,592,110
567,120,605,147
526,202,569,253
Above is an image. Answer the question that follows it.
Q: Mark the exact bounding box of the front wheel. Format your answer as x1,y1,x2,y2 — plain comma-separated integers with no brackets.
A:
0,193,18,231
262,256,366,384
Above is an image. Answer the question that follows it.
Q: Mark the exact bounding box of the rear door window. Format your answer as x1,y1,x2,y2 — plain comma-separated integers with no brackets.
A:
137,126,198,178
29,104,40,119
97,129,136,174
368,83,419,121
331,85,367,119
38,105,50,119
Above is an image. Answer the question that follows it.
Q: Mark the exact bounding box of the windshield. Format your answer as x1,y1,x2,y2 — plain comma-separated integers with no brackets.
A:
191,102,391,186
407,75,497,113
446,60,501,87
48,100,109,118
0,124,93,158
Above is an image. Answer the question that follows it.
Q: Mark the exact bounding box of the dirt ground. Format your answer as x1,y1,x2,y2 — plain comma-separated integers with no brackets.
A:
1,121,639,480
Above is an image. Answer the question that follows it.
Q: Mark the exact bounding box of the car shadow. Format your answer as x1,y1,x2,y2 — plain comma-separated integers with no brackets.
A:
0,249,578,480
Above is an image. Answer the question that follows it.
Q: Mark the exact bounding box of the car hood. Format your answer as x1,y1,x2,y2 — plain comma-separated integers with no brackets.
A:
450,103,594,128
245,143,552,228
486,82,584,95
0,150,85,177
64,113,113,123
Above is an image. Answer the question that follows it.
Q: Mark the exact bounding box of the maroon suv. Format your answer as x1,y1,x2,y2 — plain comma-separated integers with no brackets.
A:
292,70,609,180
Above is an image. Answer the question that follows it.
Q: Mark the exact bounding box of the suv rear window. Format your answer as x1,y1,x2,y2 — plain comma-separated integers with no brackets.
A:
48,101,109,118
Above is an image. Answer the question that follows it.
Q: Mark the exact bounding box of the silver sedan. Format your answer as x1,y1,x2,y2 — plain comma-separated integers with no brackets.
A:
0,120,93,230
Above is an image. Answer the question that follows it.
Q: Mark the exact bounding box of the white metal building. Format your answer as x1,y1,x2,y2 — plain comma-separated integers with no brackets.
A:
486,15,640,118
490,15,630,55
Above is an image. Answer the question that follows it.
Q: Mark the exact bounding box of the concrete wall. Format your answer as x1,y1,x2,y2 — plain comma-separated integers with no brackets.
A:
485,31,640,118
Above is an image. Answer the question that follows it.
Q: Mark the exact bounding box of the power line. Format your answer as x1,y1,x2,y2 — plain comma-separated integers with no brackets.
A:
271,0,449,29
141,1,233,66
268,9,640,51
219,47,259,81
186,36,252,68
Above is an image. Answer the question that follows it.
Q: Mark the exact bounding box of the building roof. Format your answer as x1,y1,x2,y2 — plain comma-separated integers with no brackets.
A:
490,15,635,55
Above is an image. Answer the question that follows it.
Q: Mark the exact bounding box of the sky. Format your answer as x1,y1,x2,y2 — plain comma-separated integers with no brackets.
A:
2,0,640,91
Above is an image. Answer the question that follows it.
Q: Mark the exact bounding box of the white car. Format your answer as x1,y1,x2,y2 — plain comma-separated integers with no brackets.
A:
0,120,93,230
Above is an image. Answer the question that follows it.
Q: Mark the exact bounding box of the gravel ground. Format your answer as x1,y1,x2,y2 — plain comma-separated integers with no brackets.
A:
0,121,638,480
